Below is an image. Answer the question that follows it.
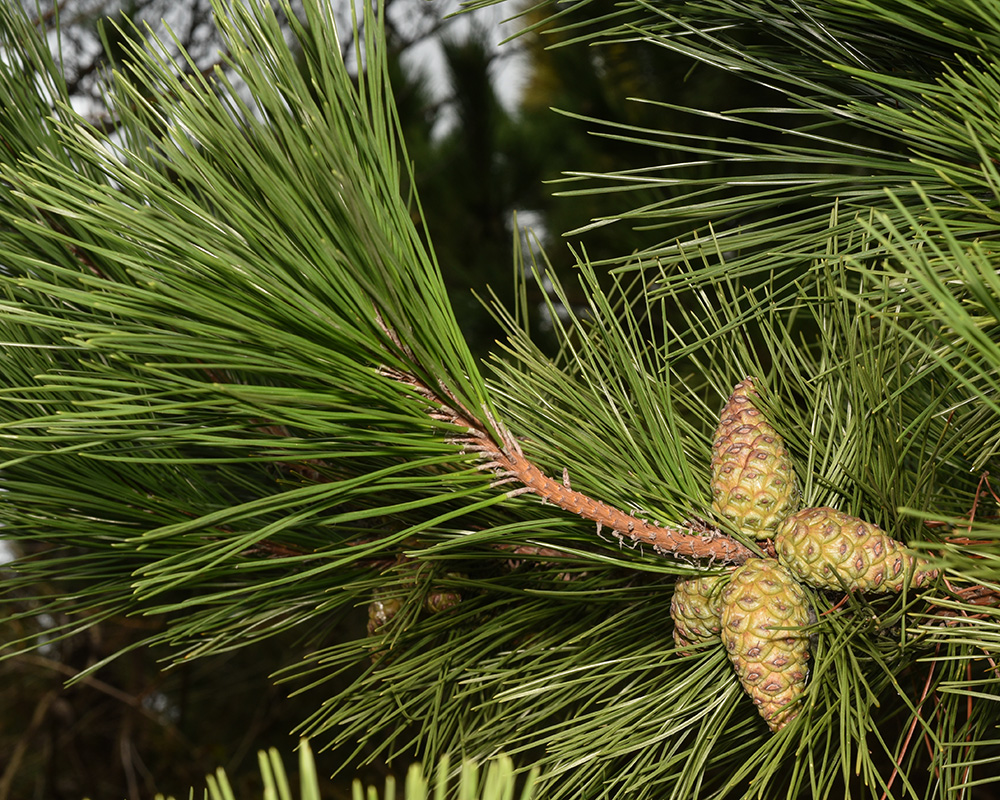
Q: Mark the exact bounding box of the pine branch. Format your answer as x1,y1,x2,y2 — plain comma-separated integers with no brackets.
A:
4,0,1000,795
382,365,754,564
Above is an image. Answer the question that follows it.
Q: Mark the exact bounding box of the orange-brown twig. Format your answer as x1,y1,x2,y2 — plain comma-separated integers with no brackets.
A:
384,367,754,566
473,417,752,564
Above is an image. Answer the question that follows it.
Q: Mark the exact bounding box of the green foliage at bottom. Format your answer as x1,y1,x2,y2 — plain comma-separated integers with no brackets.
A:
147,741,535,800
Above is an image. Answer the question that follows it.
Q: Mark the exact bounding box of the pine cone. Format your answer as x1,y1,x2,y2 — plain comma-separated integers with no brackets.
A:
424,587,462,614
721,558,811,732
711,379,798,539
670,573,728,654
367,592,403,636
774,507,937,592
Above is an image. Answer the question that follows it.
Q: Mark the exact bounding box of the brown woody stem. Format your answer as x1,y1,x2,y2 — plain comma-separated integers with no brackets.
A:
386,368,755,565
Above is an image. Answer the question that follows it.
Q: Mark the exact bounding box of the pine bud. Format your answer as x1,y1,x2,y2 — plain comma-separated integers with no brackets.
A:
367,592,403,636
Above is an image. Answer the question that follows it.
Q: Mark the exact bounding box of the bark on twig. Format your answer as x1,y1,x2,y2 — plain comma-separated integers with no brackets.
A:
384,367,755,565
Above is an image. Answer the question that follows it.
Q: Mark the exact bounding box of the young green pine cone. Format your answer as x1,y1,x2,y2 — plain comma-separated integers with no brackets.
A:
721,558,810,732
774,507,937,592
711,379,799,539
670,573,728,654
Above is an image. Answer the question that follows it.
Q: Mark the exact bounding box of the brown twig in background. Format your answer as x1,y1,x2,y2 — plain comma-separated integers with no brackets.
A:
952,584,1000,608
926,582,1000,627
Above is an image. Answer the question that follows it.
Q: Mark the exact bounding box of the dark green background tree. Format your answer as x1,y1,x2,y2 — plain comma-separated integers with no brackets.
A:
2,0,999,798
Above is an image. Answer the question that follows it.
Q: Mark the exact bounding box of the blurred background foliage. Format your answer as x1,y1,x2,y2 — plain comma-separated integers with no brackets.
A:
2,537,386,798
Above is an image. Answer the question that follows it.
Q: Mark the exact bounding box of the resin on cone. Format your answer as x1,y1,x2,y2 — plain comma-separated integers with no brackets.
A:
711,379,798,538
670,573,728,654
721,558,810,732
774,507,937,592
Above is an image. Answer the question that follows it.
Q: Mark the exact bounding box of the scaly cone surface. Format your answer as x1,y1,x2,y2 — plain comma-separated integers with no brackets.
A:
711,379,799,539
367,591,403,636
670,573,729,654
721,558,811,732
775,507,938,592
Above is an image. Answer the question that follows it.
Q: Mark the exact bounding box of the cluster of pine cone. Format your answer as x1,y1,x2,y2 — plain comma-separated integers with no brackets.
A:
671,379,937,731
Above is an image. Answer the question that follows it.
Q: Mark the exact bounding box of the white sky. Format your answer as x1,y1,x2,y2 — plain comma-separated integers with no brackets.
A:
397,0,528,114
